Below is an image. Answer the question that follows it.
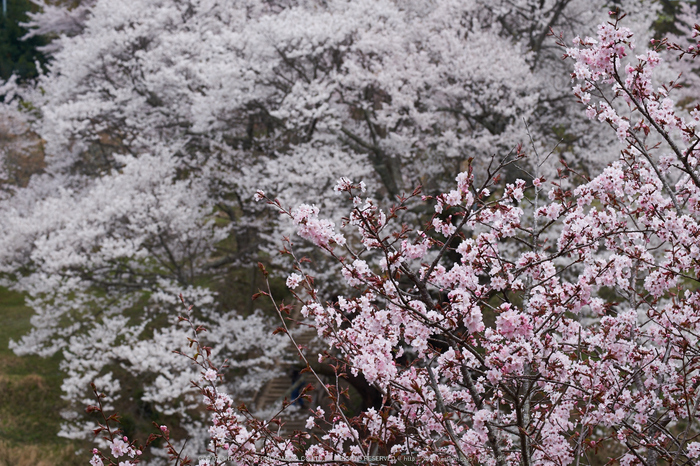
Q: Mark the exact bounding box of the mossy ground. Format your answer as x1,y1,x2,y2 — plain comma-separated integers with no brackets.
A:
0,287,86,465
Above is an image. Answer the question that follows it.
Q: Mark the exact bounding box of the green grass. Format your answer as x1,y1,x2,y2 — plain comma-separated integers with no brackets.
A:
0,287,86,464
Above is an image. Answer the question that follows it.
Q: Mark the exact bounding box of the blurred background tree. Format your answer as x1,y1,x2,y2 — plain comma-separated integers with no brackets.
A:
0,0,46,81
652,0,700,37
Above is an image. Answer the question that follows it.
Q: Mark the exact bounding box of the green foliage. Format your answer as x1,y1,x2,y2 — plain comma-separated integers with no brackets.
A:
652,0,699,38
0,0,47,81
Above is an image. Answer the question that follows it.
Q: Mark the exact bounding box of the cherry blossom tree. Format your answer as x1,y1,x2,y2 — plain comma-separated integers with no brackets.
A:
83,15,700,466
22,0,95,51
0,0,677,461
662,1,700,111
